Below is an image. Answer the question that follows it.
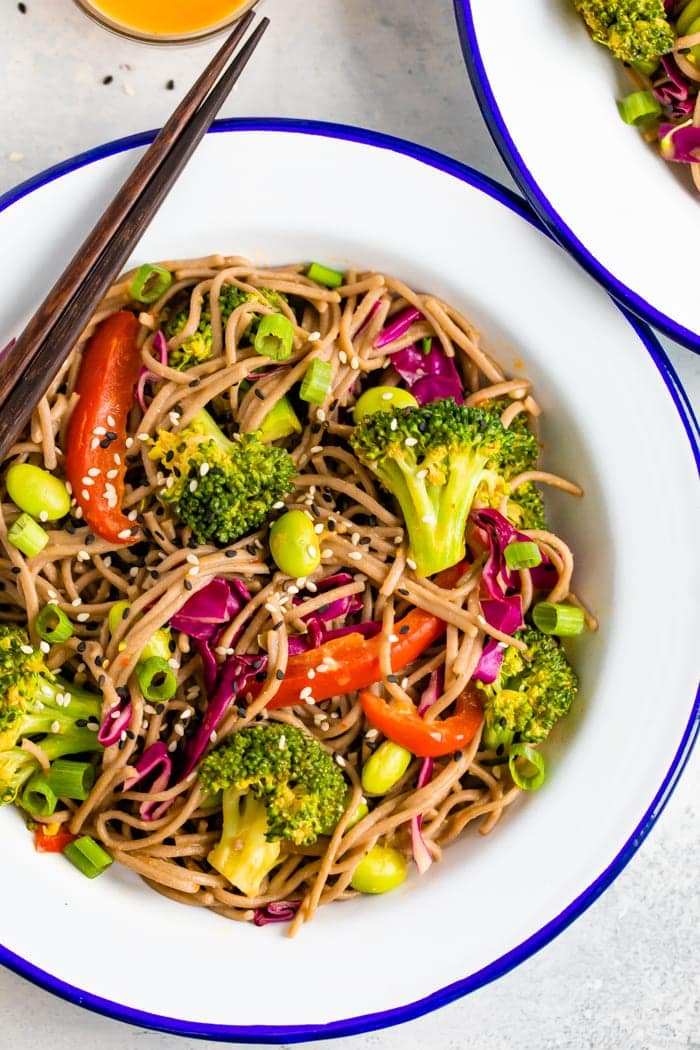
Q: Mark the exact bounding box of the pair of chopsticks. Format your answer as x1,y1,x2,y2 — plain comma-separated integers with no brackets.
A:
0,9,269,463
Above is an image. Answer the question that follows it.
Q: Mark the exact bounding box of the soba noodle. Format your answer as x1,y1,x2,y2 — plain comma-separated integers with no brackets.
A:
1,256,591,933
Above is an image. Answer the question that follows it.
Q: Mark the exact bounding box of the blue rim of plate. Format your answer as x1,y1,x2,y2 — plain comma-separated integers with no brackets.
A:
0,119,698,1043
453,0,700,356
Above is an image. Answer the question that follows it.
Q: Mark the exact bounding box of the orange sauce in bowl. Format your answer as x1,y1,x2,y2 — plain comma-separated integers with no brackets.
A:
86,0,251,37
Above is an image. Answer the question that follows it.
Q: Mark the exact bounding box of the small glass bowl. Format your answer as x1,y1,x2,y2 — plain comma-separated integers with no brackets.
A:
72,0,258,44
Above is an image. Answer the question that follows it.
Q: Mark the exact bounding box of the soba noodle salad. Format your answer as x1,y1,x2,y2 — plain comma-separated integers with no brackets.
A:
0,256,594,932
571,2,700,191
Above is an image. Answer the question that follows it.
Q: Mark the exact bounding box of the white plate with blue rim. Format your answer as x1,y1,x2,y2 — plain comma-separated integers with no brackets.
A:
455,0,700,354
0,121,698,1041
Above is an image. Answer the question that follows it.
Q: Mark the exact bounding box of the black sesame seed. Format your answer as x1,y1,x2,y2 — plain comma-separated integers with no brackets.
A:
99,437,111,448
496,744,504,757
189,377,201,387
149,569,159,580
386,673,399,684
85,533,95,545
94,655,104,667
126,729,135,740
102,74,113,84
11,567,21,575
327,519,336,532
77,641,87,653
329,399,339,412
499,716,507,728
310,502,321,516
155,703,165,715
246,544,257,556
106,431,117,441
272,621,283,630
225,549,237,558
237,705,248,718
359,536,371,545
18,2,27,12
399,625,410,635
398,587,409,596
254,388,266,401
255,671,266,683
183,579,193,591
166,78,175,89
453,750,463,761
98,674,106,687
75,719,88,728
276,669,284,681
121,606,130,620
168,638,176,653
679,46,691,54
116,686,129,699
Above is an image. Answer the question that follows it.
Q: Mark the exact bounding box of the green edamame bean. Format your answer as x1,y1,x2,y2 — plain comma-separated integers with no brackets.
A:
678,0,700,36
350,844,407,894
6,463,71,521
108,600,132,635
687,17,700,62
353,386,418,422
344,793,369,830
361,739,412,795
269,510,321,577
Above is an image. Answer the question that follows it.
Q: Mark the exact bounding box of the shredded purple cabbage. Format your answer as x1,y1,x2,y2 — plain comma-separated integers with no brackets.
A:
123,742,173,820
135,331,170,412
390,341,463,406
171,577,252,692
654,56,691,106
472,638,506,685
98,699,133,747
286,573,380,654
373,306,422,349
410,670,442,875
253,900,301,927
659,120,700,163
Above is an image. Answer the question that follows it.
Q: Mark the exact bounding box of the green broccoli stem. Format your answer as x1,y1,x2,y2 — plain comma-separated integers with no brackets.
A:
379,450,486,577
21,677,101,741
482,720,515,752
190,409,235,452
207,787,281,898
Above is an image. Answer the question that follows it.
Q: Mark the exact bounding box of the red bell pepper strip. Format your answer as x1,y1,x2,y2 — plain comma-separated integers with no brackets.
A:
34,825,77,853
263,562,466,711
359,686,483,758
65,310,142,544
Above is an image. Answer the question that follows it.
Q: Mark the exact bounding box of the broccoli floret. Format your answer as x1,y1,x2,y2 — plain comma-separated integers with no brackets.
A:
149,408,296,546
165,285,286,371
474,400,546,531
350,398,515,577
475,625,578,751
0,625,102,804
198,723,347,897
572,0,673,63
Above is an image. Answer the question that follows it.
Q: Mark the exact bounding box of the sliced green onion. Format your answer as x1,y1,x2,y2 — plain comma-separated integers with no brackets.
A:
130,263,173,304
35,604,73,644
253,313,295,361
532,601,585,637
300,358,333,404
617,90,662,126
306,261,344,289
508,743,545,791
63,835,113,878
22,773,58,817
108,600,132,635
504,541,542,571
258,395,302,443
136,656,177,701
421,337,432,356
45,759,96,801
8,513,49,557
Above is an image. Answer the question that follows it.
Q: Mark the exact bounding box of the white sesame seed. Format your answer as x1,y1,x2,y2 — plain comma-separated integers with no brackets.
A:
306,544,318,559
9,151,24,162
313,523,324,535
317,663,330,674
120,730,127,743
350,356,360,370
20,644,33,655
401,677,409,689
287,585,299,596
405,437,418,447
335,754,346,768
113,453,121,465
75,507,83,518
308,331,321,341
306,580,317,593
118,528,132,540
47,589,57,599
76,612,90,622
71,598,82,607
77,550,90,562
300,686,313,699
316,409,326,422
90,438,100,450
310,445,323,454
174,724,185,737
138,433,150,442
278,734,287,750
186,553,199,565
390,418,398,431
390,634,398,643
125,437,134,449
81,489,91,501
50,721,60,734
339,350,348,364
348,550,362,561
210,731,217,743
81,477,94,487
406,557,417,570
169,412,181,426
320,721,330,731
273,501,285,510
351,532,360,545
87,467,101,477
307,669,316,679
39,511,48,523
106,469,119,479
295,577,307,588
144,704,156,715
93,426,107,436
106,415,116,428
168,741,178,753
127,509,138,521
365,728,379,741
188,565,199,577
381,391,393,401
421,514,436,524
321,549,333,559
180,708,193,720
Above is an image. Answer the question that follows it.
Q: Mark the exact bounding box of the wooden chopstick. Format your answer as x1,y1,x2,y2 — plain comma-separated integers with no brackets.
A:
0,11,269,463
